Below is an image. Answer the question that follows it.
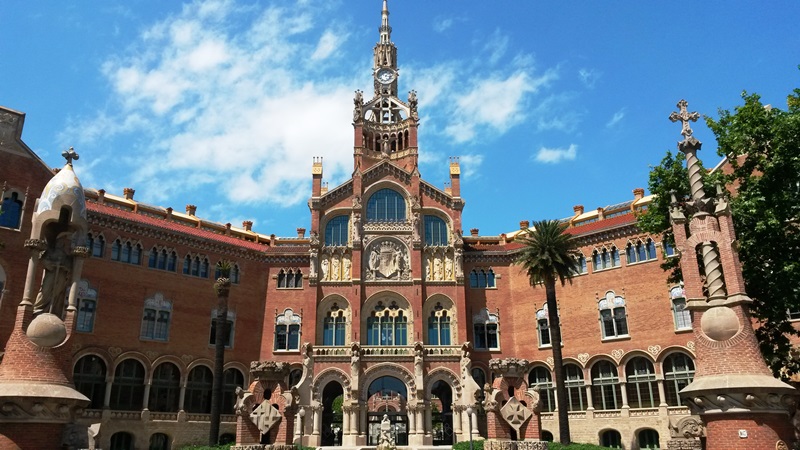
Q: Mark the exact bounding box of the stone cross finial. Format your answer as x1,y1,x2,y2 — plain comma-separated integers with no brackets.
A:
669,99,700,138
62,147,79,166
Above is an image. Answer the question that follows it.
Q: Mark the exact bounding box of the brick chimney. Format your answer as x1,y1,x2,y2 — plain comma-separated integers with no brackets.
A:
597,207,605,220
520,220,529,230
320,182,329,195
123,187,135,200
166,207,173,219
97,189,105,204
470,228,479,237
633,188,645,200
573,205,584,215
242,220,253,232
186,204,197,216
297,227,306,238
225,223,232,235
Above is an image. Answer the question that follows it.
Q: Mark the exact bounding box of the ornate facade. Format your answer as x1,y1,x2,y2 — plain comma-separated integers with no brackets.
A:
0,2,795,450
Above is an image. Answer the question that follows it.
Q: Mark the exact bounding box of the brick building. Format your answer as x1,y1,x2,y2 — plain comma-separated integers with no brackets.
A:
1,2,788,450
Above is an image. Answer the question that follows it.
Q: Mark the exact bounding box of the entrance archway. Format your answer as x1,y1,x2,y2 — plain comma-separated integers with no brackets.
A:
321,382,344,446
367,376,408,446
431,380,453,445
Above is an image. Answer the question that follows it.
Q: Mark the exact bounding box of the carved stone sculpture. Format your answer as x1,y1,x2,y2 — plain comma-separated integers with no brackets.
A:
33,232,74,317
343,254,352,281
364,239,410,281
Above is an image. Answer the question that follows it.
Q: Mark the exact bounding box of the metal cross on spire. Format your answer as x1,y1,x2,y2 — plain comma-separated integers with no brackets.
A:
62,147,79,166
669,99,700,138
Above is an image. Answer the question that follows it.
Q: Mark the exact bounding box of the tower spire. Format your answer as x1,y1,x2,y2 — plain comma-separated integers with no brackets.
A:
379,0,391,44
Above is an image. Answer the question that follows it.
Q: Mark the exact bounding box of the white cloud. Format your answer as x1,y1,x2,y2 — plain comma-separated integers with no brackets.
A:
66,1,357,207
457,154,485,179
533,144,577,164
433,17,454,33
606,108,626,127
578,68,601,88
483,29,509,65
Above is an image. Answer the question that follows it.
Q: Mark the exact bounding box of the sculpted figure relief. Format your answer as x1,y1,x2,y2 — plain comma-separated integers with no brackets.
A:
321,257,330,281
352,212,361,242
331,256,340,281
343,255,352,281
34,232,74,317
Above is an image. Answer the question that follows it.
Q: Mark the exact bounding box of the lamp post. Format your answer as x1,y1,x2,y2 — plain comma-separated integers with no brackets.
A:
466,406,474,450
296,407,306,445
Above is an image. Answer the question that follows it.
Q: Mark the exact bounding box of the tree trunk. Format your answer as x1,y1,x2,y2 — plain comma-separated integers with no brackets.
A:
546,279,571,444
209,293,229,445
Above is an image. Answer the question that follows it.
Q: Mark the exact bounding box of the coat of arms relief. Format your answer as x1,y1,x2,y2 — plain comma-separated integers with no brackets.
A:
364,239,411,281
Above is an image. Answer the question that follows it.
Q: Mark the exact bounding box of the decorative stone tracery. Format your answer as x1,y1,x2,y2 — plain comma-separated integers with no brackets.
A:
364,238,411,281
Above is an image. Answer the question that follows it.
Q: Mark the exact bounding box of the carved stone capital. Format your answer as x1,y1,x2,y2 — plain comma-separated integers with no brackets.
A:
250,361,291,381
488,358,531,378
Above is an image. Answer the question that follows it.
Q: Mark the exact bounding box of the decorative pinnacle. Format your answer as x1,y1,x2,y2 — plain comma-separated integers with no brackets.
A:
669,99,700,139
62,147,79,166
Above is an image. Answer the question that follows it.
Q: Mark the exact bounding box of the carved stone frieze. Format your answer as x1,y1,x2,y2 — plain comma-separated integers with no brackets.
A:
484,439,548,450
363,221,412,234
489,358,531,378
424,246,455,282
0,399,78,422
251,361,291,380
668,415,705,439
320,247,352,282
686,390,796,415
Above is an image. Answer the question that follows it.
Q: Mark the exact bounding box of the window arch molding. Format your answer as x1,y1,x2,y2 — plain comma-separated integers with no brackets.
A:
148,355,187,383
111,237,144,265
626,236,658,264
535,302,558,348
472,307,500,351
597,290,628,339
86,232,106,258
110,352,152,381
316,294,352,346
275,308,302,351
148,246,178,272
362,181,410,223
423,294,457,345
592,245,620,271
361,291,413,346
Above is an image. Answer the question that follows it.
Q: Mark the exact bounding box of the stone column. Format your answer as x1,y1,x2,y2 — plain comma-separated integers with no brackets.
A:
452,406,463,435
416,406,424,434
142,382,152,409
619,382,630,417
408,405,417,435
103,379,113,408
342,406,351,435
471,410,479,436
178,383,187,412
425,404,433,436
294,410,304,443
312,406,322,436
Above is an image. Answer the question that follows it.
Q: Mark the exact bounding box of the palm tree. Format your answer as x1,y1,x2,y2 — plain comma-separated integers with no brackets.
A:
209,260,232,445
514,219,578,445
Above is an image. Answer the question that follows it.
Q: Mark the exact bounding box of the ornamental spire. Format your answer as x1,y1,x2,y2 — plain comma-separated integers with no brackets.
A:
379,0,391,45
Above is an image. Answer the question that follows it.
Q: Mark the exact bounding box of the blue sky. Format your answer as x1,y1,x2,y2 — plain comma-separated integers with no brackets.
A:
2,1,798,237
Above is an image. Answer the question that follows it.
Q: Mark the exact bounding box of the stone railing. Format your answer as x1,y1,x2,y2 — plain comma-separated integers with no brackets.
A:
567,411,587,419
540,412,554,420
362,346,414,358
630,408,659,417
149,412,179,421
668,406,691,415
110,411,141,421
593,410,621,418
423,345,462,359
313,346,350,358
80,409,102,419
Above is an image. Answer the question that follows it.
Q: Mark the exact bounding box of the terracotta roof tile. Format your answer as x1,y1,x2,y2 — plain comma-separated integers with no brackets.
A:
87,202,284,253
565,213,637,236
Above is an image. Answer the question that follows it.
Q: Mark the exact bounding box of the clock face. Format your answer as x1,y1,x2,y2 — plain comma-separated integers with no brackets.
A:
377,69,394,84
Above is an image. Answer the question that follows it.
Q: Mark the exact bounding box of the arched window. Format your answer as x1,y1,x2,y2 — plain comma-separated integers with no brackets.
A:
626,357,658,408
167,251,177,272
536,304,551,347
183,255,191,274
199,258,209,278
141,294,172,341
222,368,245,414
112,239,123,261
469,268,496,288
110,359,145,411
528,367,555,412
663,240,675,257
473,308,499,350
427,306,451,346
149,433,170,450
325,215,350,246
367,301,407,346
564,364,587,411
638,429,660,449
75,280,98,333
664,352,695,406
131,244,141,265
88,233,104,257
626,238,657,264
149,363,180,412
572,254,587,275
591,361,622,410
185,366,213,413
366,188,406,222
109,432,134,450
592,246,619,271
322,303,346,346
0,191,23,229
670,285,691,330
231,264,241,284
599,429,622,448
541,431,554,442
149,247,158,268
73,355,106,409
275,309,301,351
598,291,628,339
424,215,448,246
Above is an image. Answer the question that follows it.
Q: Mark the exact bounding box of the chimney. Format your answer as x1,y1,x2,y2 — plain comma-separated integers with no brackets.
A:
449,157,461,197
123,187,135,200
97,189,106,204
166,207,173,219
470,228,479,237
242,220,253,232
520,220,529,230
320,182,329,195
297,227,306,238
633,188,645,200
597,207,605,220
444,182,452,195
500,233,507,244
225,223,232,235
186,204,197,216
312,157,323,197
270,234,276,246
573,205,584,215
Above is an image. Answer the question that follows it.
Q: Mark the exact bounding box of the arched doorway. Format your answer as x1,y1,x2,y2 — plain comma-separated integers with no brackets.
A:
321,381,344,446
367,376,408,446
430,380,453,445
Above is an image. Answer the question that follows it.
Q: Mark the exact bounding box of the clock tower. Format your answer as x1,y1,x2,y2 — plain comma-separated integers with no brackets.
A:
352,0,419,173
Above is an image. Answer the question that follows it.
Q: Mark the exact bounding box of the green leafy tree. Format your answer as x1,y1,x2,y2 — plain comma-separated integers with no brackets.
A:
640,86,800,378
514,220,578,445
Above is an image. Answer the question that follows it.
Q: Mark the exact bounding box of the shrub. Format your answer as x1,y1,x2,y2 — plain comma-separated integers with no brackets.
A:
453,439,485,450
549,443,617,450
178,444,233,450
